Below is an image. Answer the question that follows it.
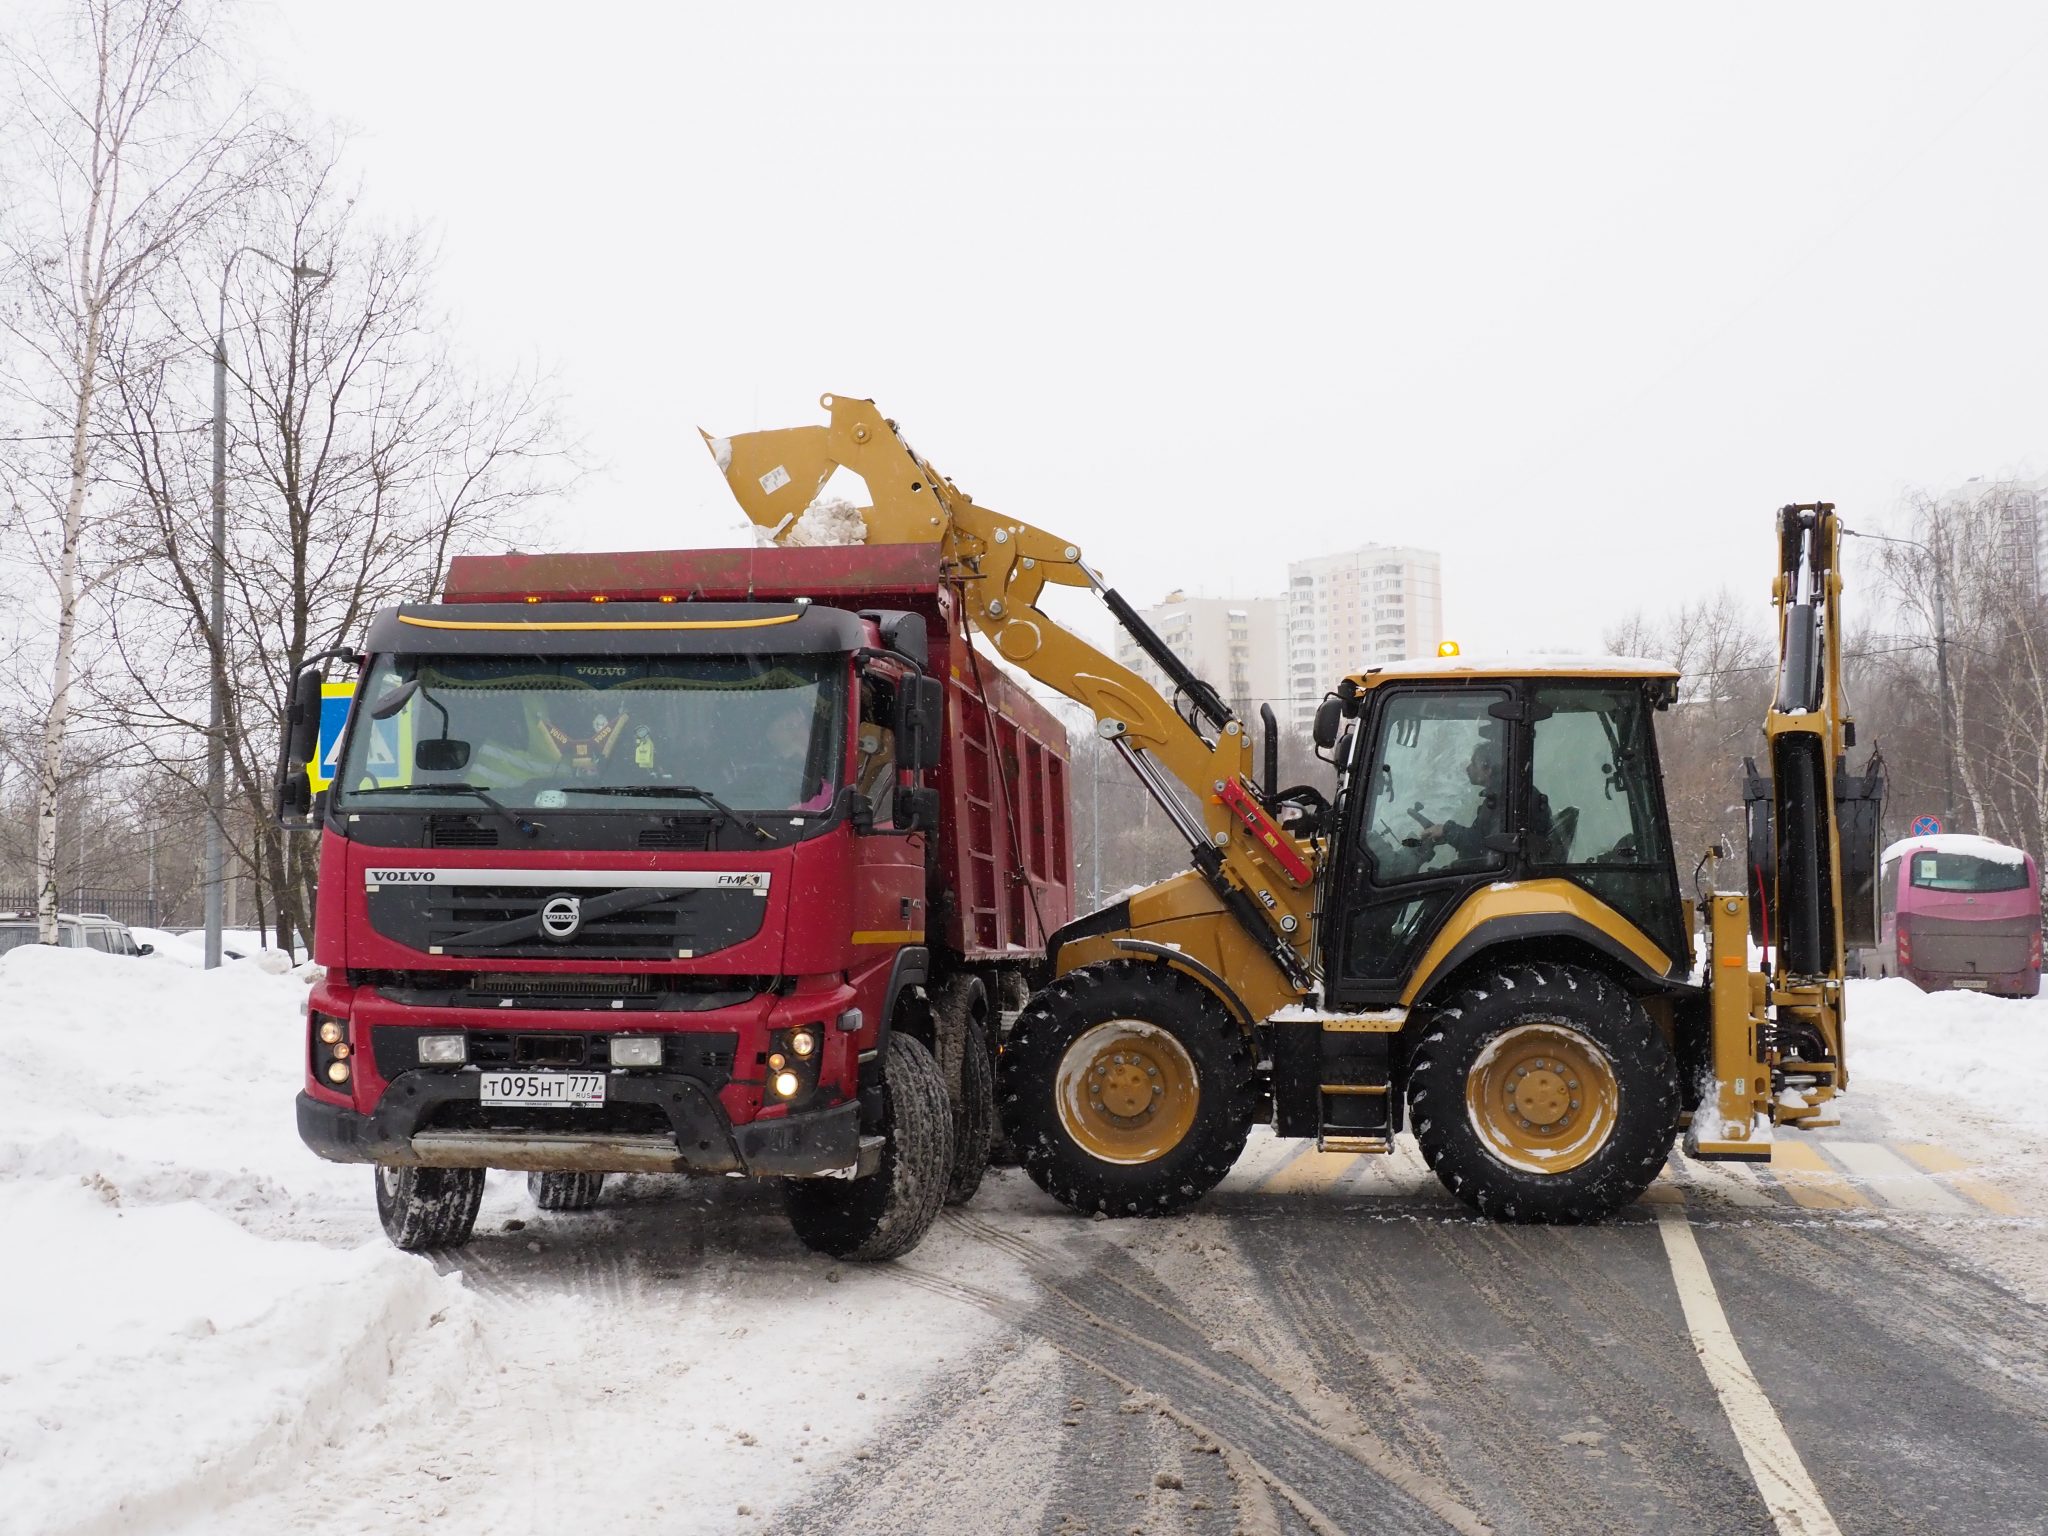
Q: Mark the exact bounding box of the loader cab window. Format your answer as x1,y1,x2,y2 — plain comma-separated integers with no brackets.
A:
1526,683,1686,965
1362,690,1509,885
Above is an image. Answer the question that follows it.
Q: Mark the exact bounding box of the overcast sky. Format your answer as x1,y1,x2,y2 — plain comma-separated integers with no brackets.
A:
248,1,2048,652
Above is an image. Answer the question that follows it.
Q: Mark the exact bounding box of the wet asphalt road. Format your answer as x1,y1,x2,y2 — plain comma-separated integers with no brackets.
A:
447,1119,2048,1536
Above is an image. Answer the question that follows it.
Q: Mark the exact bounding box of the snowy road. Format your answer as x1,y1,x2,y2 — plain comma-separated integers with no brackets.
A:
5,952,2047,1536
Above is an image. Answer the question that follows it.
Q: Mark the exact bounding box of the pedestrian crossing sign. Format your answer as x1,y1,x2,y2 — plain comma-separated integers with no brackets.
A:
309,682,357,793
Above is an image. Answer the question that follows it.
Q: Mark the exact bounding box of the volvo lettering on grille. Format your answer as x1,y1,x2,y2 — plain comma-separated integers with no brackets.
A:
539,895,583,940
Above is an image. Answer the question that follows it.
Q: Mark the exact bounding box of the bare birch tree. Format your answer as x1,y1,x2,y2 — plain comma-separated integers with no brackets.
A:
0,0,271,941
99,140,576,945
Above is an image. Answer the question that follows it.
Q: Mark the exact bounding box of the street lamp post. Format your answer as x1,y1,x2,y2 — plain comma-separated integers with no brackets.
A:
206,248,326,969
1844,524,1957,830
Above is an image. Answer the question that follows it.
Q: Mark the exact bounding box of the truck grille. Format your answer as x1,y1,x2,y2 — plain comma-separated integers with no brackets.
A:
365,882,769,960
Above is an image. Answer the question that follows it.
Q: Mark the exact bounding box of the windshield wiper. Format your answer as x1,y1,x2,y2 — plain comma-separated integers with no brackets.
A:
559,784,775,842
349,783,540,839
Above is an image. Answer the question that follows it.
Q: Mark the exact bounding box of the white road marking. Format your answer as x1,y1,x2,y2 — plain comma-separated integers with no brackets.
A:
1656,1204,1844,1536
1823,1141,1972,1215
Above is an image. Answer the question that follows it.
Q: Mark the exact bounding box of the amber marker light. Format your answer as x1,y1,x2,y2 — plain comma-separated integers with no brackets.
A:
1438,640,1462,657
524,595,541,603
658,594,678,603
590,594,608,603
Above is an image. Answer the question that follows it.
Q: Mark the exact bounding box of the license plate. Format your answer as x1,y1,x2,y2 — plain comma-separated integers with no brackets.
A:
1953,978,1989,990
479,1072,607,1107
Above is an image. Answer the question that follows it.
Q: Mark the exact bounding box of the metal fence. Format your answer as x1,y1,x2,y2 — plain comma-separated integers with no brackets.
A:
0,888,162,929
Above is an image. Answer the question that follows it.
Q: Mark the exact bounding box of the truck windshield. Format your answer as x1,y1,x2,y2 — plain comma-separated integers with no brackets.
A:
331,654,844,812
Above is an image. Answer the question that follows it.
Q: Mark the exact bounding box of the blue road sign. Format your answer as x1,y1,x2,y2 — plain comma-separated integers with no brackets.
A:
310,682,357,792
1910,814,1941,838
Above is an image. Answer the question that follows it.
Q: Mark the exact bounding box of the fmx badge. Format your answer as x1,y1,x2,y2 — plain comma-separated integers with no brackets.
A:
309,681,358,794
1911,814,1942,837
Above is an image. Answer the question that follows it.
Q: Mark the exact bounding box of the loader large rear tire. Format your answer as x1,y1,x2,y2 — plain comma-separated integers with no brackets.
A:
785,1032,952,1261
999,960,1254,1218
1408,960,1678,1223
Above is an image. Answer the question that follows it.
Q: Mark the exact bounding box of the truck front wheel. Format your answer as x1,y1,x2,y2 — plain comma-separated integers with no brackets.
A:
999,960,1255,1218
785,1032,953,1261
1407,961,1679,1222
528,1171,605,1211
375,1164,484,1251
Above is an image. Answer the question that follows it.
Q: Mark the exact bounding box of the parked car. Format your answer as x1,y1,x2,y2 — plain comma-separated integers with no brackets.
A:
0,911,153,956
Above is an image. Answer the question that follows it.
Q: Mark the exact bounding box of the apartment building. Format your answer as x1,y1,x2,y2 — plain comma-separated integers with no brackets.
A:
1111,592,1287,723
1285,545,1444,727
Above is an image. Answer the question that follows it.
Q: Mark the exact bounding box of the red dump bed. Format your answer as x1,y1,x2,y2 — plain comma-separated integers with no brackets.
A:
442,544,1074,964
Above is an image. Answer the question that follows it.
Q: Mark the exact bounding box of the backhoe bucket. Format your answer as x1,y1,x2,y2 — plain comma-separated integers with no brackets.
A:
702,393,950,546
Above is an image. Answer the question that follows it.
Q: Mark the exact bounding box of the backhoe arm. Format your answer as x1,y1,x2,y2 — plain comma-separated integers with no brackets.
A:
1692,503,1883,1158
705,393,1317,994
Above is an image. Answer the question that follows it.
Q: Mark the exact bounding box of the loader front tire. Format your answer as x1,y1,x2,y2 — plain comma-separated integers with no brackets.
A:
1408,961,1678,1223
785,1032,952,1261
1000,960,1254,1218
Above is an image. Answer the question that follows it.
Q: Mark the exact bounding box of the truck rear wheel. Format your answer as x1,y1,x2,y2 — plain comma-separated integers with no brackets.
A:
785,1031,952,1261
1408,961,1678,1223
999,960,1254,1218
946,1017,995,1205
375,1164,484,1251
528,1171,605,1211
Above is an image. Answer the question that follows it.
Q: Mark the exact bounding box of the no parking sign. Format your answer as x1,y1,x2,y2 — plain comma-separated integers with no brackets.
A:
1910,814,1941,838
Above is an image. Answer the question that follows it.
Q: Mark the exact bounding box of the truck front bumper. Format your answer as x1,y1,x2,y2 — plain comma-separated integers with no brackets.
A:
297,1073,879,1179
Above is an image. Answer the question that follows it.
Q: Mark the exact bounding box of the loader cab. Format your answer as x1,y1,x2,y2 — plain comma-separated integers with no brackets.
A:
1318,661,1688,1010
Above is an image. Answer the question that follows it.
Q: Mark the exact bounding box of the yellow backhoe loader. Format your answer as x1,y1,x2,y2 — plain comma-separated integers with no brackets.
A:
705,395,1885,1222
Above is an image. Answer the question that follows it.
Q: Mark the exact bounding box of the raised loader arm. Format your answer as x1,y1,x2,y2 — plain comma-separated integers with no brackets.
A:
704,393,1317,996
1691,503,1885,1159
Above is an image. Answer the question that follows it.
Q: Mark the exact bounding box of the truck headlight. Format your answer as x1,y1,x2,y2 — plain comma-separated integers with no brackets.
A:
417,1034,467,1065
789,1028,817,1058
609,1036,663,1068
773,1070,801,1098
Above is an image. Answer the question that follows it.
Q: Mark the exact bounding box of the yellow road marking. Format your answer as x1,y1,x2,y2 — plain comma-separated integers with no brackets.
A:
1767,1141,1866,1210
1894,1143,2024,1217
1657,1204,1845,1536
1261,1150,1361,1196
1823,1142,1971,1215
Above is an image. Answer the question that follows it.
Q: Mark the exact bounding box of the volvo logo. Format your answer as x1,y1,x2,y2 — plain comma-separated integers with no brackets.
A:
540,894,582,941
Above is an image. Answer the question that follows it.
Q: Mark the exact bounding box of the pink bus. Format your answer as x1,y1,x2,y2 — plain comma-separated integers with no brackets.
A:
1870,834,2041,997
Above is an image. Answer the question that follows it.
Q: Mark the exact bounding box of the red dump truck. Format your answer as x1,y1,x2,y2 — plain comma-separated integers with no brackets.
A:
278,543,1072,1260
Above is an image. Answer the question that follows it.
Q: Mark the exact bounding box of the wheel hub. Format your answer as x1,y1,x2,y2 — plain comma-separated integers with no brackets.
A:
1056,1021,1199,1165
1465,1023,1618,1174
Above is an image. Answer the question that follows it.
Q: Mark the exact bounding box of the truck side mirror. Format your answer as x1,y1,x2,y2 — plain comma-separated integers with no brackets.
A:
896,676,944,771
893,784,940,834
275,667,325,828
1312,695,1344,752
288,667,323,764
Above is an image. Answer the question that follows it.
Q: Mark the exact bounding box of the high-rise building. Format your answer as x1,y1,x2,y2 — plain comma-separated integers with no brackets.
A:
1945,476,2043,603
1284,544,1444,727
1111,592,1287,723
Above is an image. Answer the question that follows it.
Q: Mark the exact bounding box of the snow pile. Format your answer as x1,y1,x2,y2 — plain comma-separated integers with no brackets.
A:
781,495,868,547
0,946,473,1535
1849,977,2048,1149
